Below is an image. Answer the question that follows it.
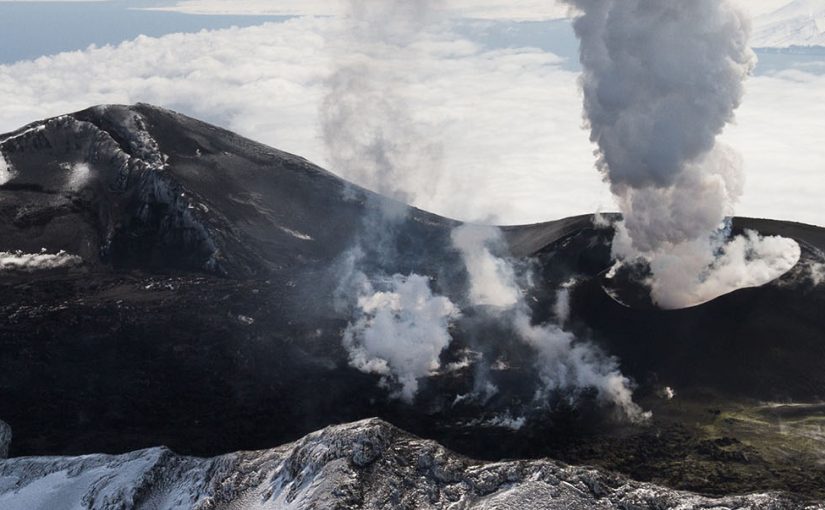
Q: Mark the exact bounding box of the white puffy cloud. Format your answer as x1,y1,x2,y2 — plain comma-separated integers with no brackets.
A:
0,17,822,226
612,223,801,309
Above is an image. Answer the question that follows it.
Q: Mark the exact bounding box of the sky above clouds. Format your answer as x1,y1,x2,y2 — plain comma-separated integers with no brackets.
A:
0,1,823,226
139,0,791,20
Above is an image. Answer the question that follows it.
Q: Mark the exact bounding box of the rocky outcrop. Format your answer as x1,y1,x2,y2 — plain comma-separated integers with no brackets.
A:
0,419,818,510
0,420,10,459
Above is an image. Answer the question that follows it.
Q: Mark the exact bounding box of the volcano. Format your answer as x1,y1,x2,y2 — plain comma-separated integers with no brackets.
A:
1,104,824,503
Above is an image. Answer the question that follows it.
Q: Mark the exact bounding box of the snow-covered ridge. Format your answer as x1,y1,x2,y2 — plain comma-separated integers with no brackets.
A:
753,0,825,48
0,419,818,509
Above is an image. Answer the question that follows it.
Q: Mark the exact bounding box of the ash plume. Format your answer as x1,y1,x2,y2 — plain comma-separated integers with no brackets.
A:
451,224,649,422
324,0,458,402
564,0,800,308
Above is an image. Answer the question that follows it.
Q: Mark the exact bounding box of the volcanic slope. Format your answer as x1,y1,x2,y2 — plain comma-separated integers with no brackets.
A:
1,104,825,499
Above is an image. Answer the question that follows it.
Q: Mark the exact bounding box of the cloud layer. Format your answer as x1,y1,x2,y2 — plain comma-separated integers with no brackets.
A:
140,0,796,22
141,0,570,21
0,17,822,226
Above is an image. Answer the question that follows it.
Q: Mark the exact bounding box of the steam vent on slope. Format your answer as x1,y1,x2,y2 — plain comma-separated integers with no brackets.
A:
600,222,805,310
2,105,825,505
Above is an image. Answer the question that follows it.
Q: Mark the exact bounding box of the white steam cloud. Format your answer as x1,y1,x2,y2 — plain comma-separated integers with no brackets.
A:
612,224,801,308
553,278,577,327
450,225,520,308
451,224,649,422
0,250,83,272
327,0,459,402
343,273,460,403
564,0,801,309
320,0,444,205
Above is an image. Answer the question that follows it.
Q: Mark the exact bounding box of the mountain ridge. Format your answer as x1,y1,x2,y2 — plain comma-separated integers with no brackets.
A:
2,104,825,500
0,418,819,509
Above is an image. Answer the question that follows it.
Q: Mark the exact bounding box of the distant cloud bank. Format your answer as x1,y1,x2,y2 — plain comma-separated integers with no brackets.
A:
0,14,823,226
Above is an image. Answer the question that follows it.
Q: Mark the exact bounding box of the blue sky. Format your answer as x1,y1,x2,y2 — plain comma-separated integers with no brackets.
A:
0,1,288,63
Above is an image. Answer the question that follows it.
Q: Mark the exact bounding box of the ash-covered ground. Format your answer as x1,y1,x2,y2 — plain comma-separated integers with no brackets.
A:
1,104,825,503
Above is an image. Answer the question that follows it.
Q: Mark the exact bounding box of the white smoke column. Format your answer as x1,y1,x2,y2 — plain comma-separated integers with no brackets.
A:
326,0,459,402
343,273,460,403
450,225,520,308
563,0,801,308
451,224,649,422
321,0,444,204
553,278,578,327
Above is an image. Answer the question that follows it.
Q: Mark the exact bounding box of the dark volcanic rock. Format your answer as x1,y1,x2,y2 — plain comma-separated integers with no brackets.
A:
2,104,825,500
0,420,10,459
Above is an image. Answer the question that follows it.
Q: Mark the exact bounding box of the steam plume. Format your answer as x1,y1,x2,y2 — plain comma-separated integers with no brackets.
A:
320,0,443,205
451,224,649,421
564,0,800,308
343,273,460,402
324,0,458,402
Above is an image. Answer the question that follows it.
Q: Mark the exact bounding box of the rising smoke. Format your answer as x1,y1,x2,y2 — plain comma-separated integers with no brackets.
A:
451,224,649,422
320,0,444,206
343,273,460,402
563,0,801,309
328,1,649,417
324,0,460,402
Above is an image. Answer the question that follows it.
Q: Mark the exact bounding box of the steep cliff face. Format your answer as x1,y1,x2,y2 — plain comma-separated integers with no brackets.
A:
0,419,817,510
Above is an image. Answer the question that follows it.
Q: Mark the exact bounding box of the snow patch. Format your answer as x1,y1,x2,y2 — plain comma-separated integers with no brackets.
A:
279,226,313,241
0,250,82,272
0,151,14,185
